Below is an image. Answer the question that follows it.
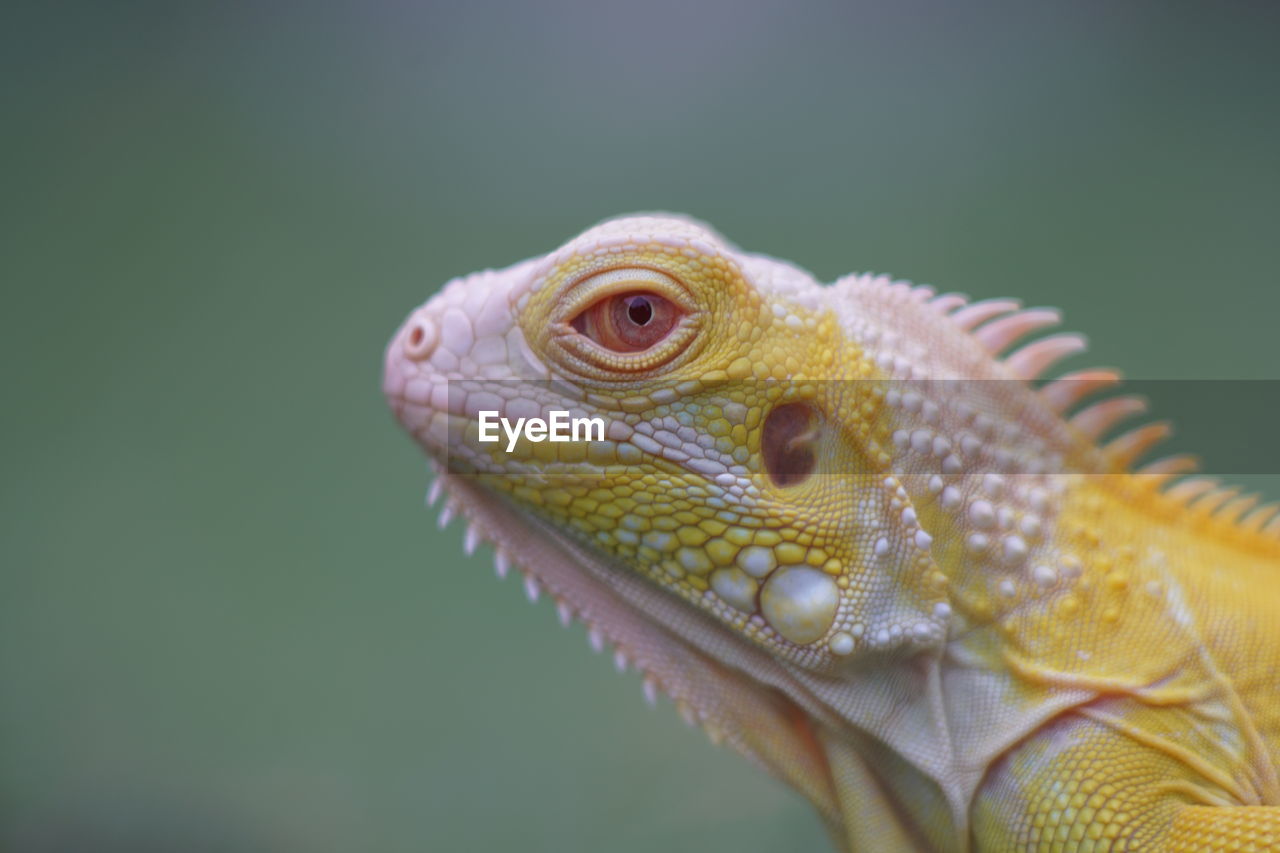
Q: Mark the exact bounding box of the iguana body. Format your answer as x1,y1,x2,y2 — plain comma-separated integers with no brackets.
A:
383,215,1280,851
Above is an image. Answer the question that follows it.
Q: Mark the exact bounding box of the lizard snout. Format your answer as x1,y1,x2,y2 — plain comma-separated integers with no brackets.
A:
383,304,445,425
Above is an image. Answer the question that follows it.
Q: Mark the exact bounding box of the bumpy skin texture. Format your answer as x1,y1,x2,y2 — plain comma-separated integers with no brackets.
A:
384,215,1280,851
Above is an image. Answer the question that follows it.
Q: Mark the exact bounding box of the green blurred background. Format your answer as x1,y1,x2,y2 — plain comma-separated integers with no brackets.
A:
4,2,1278,851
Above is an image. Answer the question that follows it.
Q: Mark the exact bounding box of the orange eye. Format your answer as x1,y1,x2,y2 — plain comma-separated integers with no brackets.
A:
570,291,682,353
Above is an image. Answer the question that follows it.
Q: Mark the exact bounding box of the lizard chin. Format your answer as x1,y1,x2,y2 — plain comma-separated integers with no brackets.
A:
426,464,791,707
423,465,862,822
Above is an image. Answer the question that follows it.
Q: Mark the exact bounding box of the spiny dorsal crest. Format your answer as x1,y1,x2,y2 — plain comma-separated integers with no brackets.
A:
919,289,1280,545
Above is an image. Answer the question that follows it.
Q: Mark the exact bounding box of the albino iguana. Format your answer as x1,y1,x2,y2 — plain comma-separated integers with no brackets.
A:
383,214,1280,851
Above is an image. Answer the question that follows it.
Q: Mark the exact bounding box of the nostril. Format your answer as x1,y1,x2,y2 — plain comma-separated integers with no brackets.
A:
404,317,438,360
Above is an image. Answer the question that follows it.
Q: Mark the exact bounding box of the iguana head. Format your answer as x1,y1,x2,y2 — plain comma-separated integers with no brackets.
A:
382,214,1185,830
384,215,950,682
386,215,1280,847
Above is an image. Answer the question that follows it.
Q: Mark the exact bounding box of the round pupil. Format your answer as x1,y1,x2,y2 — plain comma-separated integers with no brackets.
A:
625,296,653,326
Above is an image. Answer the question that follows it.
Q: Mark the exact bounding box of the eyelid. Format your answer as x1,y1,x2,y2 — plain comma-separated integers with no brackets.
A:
557,267,694,322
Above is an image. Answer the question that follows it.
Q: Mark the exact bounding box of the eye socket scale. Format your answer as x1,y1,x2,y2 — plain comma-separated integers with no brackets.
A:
570,291,681,353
